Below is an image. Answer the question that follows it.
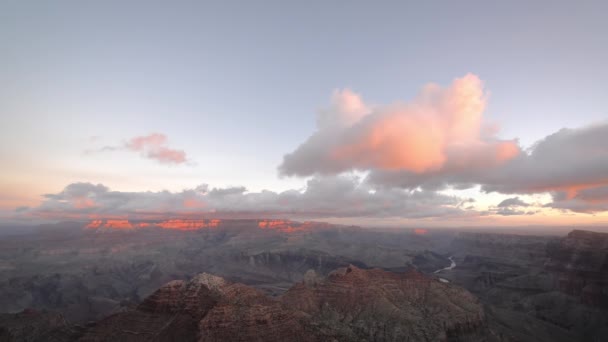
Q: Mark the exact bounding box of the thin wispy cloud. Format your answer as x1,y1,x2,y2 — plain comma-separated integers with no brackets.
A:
85,133,190,165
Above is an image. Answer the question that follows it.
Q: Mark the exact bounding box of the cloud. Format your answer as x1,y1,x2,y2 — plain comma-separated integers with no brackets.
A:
497,197,530,208
547,185,608,213
279,74,520,176
494,208,526,216
477,123,608,213
480,124,608,195
279,74,608,214
489,197,534,216
125,133,187,164
14,206,29,213
370,123,608,213
19,176,473,221
86,133,189,165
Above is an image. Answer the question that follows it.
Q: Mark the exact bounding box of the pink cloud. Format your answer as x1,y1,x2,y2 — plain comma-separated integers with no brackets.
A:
125,133,188,165
146,147,187,164
126,133,168,150
85,133,190,165
279,74,520,176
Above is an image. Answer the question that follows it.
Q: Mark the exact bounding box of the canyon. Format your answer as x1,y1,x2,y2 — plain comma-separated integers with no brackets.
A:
0,220,606,341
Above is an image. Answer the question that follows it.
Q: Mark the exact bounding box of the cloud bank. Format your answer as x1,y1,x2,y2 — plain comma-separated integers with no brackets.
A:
280,74,608,214
21,177,471,221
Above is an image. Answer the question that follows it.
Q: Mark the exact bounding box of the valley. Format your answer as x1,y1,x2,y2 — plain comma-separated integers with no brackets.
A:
0,220,607,341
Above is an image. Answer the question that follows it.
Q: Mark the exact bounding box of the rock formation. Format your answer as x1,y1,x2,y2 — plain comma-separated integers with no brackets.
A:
74,266,485,342
545,230,608,308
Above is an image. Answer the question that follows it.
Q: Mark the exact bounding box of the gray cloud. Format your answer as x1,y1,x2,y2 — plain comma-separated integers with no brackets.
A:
546,185,608,213
497,197,530,208
21,176,473,221
330,123,608,214
277,74,608,215
208,121,608,214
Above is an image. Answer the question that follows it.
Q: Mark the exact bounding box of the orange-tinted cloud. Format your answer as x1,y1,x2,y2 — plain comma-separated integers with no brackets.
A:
413,228,428,235
279,74,520,176
125,133,187,164
279,74,608,214
86,133,189,165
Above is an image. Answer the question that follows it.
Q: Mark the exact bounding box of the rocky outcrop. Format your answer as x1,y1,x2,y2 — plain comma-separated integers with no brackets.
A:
545,230,608,308
282,266,485,341
27,266,487,342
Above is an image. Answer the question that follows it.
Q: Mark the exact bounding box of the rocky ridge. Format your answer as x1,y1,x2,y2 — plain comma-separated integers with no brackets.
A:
51,266,487,342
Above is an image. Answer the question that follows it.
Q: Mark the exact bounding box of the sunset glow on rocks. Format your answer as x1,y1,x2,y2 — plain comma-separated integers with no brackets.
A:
157,219,221,230
414,229,429,235
85,219,222,231
84,218,326,233
257,219,326,233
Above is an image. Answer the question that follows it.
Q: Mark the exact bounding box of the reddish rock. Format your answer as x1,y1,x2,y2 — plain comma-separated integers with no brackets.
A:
77,266,485,341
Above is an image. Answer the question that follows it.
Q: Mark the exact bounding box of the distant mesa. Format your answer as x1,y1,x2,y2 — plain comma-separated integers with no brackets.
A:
413,228,429,235
84,219,221,231
157,219,221,230
83,218,324,233
84,219,133,229
257,219,314,233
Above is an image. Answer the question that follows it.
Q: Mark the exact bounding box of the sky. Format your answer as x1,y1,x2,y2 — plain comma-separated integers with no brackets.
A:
1,1,607,227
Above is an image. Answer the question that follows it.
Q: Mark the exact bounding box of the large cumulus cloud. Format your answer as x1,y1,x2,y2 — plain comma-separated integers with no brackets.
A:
279,74,520,176
21,176,471,221
280,74,608,214
370,123,608,213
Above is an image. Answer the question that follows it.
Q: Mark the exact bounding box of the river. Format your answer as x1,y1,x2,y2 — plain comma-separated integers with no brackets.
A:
434,256,456,283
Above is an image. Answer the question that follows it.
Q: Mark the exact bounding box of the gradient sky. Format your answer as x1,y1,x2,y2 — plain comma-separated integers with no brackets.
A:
1,1,607,227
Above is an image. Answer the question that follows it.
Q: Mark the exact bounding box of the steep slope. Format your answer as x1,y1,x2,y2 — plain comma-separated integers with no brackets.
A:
282,265,485,341
443,229,608,341
77,266,486,342
545,229,608,308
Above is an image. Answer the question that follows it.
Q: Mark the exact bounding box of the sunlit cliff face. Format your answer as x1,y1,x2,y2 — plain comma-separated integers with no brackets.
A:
157,219,221,230
84,219,318,232
85,220,135,229
414,228,429,235
257,219,302,233
257,219,333,233
85,219,221,231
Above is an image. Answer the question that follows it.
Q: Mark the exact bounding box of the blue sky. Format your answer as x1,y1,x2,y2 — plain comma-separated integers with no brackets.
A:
1,1,607,226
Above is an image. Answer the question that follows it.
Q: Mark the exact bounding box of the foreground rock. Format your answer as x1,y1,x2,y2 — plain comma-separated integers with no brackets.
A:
0,309,83,342
73,266,485,341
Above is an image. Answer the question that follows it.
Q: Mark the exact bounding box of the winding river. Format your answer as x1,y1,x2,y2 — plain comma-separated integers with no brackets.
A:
433,256,456,283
